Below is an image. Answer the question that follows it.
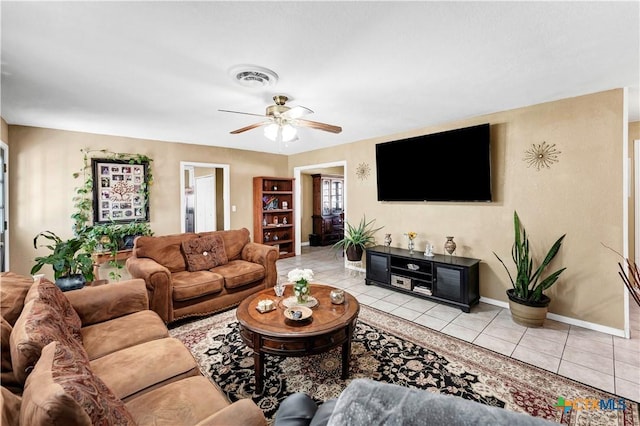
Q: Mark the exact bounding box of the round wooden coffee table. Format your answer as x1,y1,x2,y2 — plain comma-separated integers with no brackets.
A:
236,283,360,392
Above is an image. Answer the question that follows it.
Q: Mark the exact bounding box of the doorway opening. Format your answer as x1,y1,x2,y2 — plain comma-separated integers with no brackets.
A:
180,162,230,232
293,161,347,256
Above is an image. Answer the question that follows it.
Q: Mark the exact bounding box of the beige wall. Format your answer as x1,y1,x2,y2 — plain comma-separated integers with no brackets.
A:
290,89,628,329
4,88,633,330
629,121,640,262
301,173,314,241
8,126,288,277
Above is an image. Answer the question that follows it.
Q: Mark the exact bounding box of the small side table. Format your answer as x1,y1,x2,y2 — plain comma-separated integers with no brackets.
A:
91,249,133,280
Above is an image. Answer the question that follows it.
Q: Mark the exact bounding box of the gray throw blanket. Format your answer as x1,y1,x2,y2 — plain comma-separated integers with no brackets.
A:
326,379,555,426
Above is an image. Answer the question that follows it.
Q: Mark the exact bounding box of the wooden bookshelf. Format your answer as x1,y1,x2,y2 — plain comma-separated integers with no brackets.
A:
253,176,295,259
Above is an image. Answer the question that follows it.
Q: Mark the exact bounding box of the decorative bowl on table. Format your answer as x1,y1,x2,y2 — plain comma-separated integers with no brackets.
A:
284,306,313,321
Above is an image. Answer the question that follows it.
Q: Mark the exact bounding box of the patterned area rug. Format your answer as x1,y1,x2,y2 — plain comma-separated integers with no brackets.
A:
169,306,639,426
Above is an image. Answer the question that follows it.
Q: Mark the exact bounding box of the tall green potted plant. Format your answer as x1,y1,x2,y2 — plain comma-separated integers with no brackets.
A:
332,216,383,261
31,231,94,291
493,211,566,327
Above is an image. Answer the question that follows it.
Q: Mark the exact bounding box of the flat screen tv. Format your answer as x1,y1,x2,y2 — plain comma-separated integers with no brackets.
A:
376,123,492,202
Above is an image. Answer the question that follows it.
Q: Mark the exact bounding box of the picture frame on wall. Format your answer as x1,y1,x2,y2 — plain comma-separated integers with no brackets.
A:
92,158,150,224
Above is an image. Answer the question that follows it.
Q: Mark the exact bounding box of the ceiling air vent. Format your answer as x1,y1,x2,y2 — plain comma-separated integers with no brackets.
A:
229,65,278,88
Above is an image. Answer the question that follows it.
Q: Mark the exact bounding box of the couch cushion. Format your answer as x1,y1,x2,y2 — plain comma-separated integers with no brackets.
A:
0,272,33,326
90,337,199,401
125,375,231,426
25,277,82,335
181,234,228,272
1,386,21,426
171,270,224,301
198,228,250,261
80,310,169,360
20,341,135,426
1,317,19,392
213,260,265,290
64,279,151,326
10,299,85,385
134,233,198,273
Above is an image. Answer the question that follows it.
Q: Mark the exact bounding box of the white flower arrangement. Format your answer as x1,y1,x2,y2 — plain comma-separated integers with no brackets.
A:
288,268,314,284
289,268,314,303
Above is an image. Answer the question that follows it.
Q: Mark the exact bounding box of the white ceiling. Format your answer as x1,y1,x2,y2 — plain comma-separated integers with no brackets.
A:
1,1,639,155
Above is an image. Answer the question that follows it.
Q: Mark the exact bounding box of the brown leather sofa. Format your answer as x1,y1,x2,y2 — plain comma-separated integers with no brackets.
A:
126,228,278,323
0,272,266,426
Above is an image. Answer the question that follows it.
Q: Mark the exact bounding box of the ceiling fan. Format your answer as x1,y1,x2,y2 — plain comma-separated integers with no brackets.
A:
219,95,342,142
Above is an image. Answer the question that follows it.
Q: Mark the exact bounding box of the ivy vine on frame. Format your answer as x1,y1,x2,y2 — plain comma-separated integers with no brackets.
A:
70,148,153,281
72,148,153,236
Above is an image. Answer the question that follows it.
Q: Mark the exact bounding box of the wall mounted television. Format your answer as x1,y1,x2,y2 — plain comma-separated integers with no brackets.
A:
376,123,492,202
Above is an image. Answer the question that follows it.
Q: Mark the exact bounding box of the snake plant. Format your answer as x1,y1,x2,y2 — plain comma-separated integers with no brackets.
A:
493,211,566,302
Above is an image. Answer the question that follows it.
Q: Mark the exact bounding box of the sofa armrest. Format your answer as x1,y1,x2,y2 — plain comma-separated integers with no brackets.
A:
242,242,278,287
65,279,149,326
195,398,267,426
125,257,172,323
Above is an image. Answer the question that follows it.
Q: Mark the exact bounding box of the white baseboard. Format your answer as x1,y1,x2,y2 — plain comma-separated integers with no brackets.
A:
479,297,626,338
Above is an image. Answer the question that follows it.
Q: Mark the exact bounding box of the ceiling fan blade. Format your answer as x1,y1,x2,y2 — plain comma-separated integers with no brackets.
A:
229,121,271,134
283,105,313,119
219,109,266,118
297,119,342,134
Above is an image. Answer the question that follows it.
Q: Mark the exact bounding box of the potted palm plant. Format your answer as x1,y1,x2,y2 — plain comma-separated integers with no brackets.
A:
493,211,566,327
31,230,95,291
332,216,383,261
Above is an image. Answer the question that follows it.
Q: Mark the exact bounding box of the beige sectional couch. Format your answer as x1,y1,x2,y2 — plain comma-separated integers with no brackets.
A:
0,272,266,425
126,228,278,323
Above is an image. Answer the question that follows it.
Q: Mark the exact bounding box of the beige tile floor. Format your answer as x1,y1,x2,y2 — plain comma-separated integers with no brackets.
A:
277,245,640,402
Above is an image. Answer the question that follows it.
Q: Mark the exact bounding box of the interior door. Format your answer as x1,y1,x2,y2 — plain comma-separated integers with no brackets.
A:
195,175,216,232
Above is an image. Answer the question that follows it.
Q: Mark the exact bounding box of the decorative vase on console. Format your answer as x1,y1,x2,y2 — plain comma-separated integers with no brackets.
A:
444,236,457,255
384,234,392,247
288,268,314,304
405,231,417,254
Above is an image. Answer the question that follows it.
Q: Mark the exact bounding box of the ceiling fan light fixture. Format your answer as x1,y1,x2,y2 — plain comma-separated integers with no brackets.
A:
228,65,278,88
264,123,297,142
281,124,297,142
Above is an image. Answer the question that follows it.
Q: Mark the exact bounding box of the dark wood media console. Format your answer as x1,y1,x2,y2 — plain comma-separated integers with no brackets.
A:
365,245,480,312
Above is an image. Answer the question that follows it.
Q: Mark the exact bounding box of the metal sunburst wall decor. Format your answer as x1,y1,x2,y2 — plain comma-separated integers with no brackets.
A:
356,162,371,180
523,141,561,171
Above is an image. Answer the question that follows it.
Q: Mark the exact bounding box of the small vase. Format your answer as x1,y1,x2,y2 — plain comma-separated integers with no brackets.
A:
294,281,309,304
330,289,345,304
384,234,392,247
444,236,456,255
408,239,415,253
